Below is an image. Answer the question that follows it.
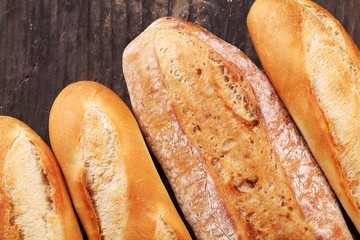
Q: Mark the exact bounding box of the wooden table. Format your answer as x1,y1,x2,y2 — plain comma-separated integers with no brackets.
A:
1,0,359,238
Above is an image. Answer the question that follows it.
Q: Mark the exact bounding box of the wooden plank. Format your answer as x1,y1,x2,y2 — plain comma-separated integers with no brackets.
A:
1,0,359,142
0,0,359,237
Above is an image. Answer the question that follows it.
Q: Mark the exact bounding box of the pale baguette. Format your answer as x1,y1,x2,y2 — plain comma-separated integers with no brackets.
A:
49,81,191,240
0,116,82,239
247,0,360,232
123,17,352,239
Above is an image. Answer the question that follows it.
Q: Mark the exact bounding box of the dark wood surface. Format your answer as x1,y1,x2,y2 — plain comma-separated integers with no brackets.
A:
1,0,359,238
1,0,359,144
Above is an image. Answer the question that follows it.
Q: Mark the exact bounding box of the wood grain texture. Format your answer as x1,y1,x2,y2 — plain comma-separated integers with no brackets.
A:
1,0,359,143
0,0,359,238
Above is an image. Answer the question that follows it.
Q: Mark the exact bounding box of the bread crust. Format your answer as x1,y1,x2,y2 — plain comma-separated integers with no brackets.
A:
0,116,82,239
49,81,191,240
123,17,353,239
247,0,360,233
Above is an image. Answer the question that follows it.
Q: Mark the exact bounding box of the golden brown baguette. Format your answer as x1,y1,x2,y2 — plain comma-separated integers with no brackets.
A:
247,0,360,232
123,17,353,239
49,80,191,240
0,116,82,240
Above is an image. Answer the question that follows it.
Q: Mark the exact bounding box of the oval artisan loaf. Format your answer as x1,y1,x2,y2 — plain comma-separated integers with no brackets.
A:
247,0,360,233
49,81,191,240
123,17,353,239
0,116,83,240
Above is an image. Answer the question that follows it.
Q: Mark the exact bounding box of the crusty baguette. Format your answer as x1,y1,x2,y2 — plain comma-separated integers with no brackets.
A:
0,116,82,240
49,81,191,240
247,0,360,232
123,17,353,239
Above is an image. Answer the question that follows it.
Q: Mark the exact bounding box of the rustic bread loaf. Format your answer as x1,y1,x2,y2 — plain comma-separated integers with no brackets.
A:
0,116,82,240
247,0,360,233
123,17,353,239
49,81,191,240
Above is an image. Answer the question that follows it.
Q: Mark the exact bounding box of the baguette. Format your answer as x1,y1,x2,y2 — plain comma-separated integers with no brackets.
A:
0,116,82,239
48,81,191,240
123,17,353,239
247,0,360,232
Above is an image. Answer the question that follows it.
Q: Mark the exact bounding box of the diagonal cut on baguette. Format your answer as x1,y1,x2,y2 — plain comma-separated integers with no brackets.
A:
48,80,191,240
122,17,353,239
247,0,360,233
0,116,82,240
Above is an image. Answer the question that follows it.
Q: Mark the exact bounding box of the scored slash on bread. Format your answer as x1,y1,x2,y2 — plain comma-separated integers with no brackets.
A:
49,81,191,240
0,116,82,240
123,17,353,239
